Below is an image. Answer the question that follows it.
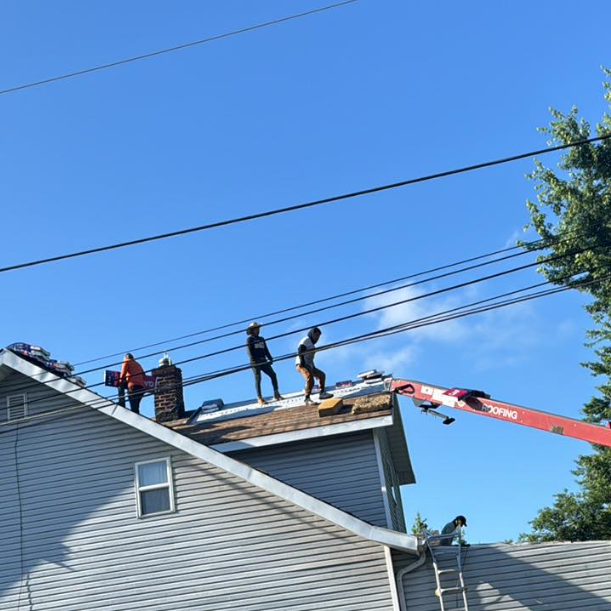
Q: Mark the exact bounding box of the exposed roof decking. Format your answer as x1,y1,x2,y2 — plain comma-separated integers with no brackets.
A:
166,393,393,446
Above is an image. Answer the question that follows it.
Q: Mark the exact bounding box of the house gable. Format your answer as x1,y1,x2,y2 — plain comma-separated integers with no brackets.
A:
0,349,419,555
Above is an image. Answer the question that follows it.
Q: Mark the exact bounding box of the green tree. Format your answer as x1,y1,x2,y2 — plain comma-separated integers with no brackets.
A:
411,512,429,535
520,68,611,542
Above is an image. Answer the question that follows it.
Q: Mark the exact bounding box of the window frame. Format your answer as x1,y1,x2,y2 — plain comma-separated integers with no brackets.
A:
134,456,176,518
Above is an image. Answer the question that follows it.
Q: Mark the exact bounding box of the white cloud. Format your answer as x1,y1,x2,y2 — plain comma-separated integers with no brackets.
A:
363,345,418,373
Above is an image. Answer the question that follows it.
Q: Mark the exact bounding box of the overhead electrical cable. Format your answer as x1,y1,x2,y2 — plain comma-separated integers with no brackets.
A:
2,271,603,436
182,276,601,389
75,229,588,367
0,1,362,97
159,242,610,370
1,135,608,277
77,245,538,375
4,243,592,401
4,242,606,412
12,237,547,389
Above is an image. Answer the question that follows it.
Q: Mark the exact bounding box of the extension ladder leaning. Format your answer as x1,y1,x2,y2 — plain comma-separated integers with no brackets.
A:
423,530,470,611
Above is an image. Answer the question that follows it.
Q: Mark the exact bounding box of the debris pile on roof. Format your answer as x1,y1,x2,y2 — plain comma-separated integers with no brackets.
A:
352,394,390,414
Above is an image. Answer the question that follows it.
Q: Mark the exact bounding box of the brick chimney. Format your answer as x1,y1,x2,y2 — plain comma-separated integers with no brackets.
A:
152,363,185,422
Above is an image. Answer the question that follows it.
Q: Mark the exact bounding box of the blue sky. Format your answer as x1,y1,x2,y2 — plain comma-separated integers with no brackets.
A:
1,0,610,543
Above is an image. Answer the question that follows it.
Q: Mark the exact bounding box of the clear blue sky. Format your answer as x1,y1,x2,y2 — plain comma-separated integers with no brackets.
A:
1,0,610,543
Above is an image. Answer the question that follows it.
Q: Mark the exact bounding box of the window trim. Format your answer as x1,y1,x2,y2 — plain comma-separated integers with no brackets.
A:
134,456,175,518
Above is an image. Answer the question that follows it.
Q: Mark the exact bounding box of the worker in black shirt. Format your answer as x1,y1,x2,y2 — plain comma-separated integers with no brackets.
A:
246,322,283,405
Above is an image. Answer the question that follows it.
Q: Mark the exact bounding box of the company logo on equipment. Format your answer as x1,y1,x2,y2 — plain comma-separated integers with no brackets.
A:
483,404,518,420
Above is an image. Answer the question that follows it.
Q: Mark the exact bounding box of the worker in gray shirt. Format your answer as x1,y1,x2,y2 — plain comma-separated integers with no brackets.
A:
440,515,467,546
295,327,333,405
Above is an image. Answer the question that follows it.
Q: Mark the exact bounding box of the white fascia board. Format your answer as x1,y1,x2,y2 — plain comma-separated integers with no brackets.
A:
0,351,420,555
211,414,393,452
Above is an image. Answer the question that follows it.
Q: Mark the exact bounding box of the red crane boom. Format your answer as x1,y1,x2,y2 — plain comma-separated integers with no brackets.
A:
391,378,611,447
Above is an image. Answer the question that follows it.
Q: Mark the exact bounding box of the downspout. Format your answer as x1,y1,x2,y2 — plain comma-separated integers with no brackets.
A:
395,548,427,611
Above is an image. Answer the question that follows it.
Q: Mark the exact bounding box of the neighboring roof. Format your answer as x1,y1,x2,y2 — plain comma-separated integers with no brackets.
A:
397,540,611,609
0,349,420,555
166,377,415,484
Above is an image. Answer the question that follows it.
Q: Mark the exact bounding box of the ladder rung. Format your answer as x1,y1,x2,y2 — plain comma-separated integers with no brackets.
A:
437,568,458,575
439,586,465,595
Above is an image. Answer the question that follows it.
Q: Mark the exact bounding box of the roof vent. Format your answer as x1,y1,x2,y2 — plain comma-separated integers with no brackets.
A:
200,399,224,413
357,369,385,382
6,394,27,421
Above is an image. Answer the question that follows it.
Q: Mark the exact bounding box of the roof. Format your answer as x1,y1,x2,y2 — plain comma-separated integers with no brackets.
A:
0,349,420,555
397,540,611,609
165,376,416,484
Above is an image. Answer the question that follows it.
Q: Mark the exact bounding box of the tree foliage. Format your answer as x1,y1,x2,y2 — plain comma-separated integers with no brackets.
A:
411,512,429,536
520,68,611,542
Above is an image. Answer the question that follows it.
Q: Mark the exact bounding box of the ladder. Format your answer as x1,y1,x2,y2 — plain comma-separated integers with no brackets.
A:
424,530,470,611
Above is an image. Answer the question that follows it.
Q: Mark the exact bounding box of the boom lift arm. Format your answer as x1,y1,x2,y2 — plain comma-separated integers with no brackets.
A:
391,378,611,447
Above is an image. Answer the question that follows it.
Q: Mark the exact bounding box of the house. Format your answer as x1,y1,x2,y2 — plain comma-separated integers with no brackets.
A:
0,348,419,611
2,347,610,611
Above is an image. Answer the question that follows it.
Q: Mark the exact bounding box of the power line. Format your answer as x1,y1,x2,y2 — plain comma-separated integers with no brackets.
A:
77,232,576,366
1,135,608,276
5,242,605,411
162,242,608,371
2,273,598,435
77,245,536,375
0,1,362,97
1,236,557,401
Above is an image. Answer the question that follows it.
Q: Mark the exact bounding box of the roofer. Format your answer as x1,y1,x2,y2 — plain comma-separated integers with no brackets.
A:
246,322,283,406
295,327,333,405
440,515,467,546
119,353,147,415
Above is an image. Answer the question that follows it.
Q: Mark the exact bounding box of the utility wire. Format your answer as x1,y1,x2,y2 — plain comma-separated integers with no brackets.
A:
160,241,609,371
77,245,536,376
7,237,545,393
3,242,592,404
6,228,586,405
0,274,594,435
183,277,599,389
1,135,608,276
0,1,362,97
3,238,606,410
76,230,586,367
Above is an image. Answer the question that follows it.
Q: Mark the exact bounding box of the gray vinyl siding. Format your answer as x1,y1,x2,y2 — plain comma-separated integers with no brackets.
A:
374,429,406,532
230,432,389,527
0,370,82,422
0,375,397,611
395,541,611,610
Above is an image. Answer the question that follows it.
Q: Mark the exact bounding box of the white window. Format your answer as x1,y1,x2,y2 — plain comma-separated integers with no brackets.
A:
134,457,175,517
6,394,28,421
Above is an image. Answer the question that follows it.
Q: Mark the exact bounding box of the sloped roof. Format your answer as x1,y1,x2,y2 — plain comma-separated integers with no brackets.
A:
167,393,392,445
166,379,415,484
396,540,611,609
0,349,420,555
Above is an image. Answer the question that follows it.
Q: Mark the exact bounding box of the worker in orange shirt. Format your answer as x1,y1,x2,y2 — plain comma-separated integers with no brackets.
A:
119,353,147,414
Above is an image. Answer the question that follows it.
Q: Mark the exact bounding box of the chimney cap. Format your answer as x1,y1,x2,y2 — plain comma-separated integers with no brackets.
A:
159,353,173,367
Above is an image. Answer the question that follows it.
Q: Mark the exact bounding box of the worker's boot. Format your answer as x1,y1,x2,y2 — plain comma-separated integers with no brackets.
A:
258,397,267,406
304,396,315,406
319,390,334,400
274,392,284,401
